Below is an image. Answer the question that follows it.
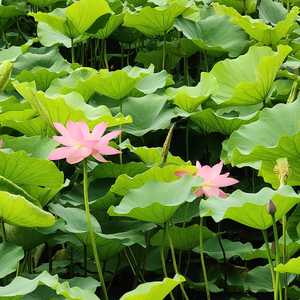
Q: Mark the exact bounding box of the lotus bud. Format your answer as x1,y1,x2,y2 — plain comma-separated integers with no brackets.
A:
267,199,277,216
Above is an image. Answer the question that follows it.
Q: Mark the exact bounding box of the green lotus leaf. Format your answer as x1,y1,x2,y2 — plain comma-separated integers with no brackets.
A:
84,67,153,99
174,14,249,57
194,238,253,260
123,3,187,37
200,186,300,230
132,147,189,165
276,256,300,274
151,224,214,251
206,45,291,108
13,81,132,135
3,224,54,251
244,233,300,260
287,203,300,241
231,6,299,45
26,0,62,8
0,242,24,279
29,0,111,39
90,161,149,179
14,60,73,92
0,61,13,94
245,263,295,292
86,13,125,40
226,100,300,165
0,271,58,298
0,175,41,208
0,94,32,113
0,4,27,19
37,22,88,48
108,174,204,223
46,67,98,101
135,50,181,72
111,164,196,197
121,94,176,136
0,191,55,227
59,178,120,210
111,26,142,44
120,274,185,300
11,47,65,78
164,73,218,113
4,135,59,160
135,70,174,94
0,150,63,188
52,282,100,300
215,0,245,13
259,0,287,26
0,38,38,63
191,105,260,136
172,199,201,223
166,38,200,58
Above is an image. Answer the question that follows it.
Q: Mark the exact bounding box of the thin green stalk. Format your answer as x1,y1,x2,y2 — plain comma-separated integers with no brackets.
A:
100,39,105,69
262,230,276,294
107,253,121,293
200,217,211,300
81,42,85,67
71,38,75,64
121,42,124,69
217,222,227,298
287,0,290,13
184,250,191,277
124,248,136,276
127,43,131,66
48,245,52,273
103,39,109,69
282,215,287,300
162,32,167,70
165,222,189,300
160,223,175,300
272,215,282,300
83,158,109,300
178,202,190,271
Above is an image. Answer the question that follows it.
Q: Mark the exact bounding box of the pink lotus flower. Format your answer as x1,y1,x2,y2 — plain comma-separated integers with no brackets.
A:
48,120,122,164
175,161,238,199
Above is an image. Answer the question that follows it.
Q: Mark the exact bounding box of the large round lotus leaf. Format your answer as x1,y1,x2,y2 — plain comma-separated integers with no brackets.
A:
191,105,260,135
120,94,176,136
111,164,197,197
119,274,185,300
0,242,24,279
226,100,300,166
13,81,132,136
83,66,154,100
213,3,299,45
200,186,300,230
123,3,187,37
0,191,55,227
164,72,218,113
29,0,111,39
276,256,300,274
0,4,27,19
206,45,291,108
86,13,125,40
0,271,58,297
174,14,249,57
3,225,52,251
26,0,62,8
108,175,204,223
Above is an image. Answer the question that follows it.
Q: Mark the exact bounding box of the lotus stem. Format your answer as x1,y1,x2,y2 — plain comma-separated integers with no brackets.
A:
83,158,109,300
282,215,287,300
71,38,75,64
165,221,189,300
162,32,167,70
200,217,211,300
119,98,123,165
262,230,276,294
103,39,109,69
272,214,282,300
